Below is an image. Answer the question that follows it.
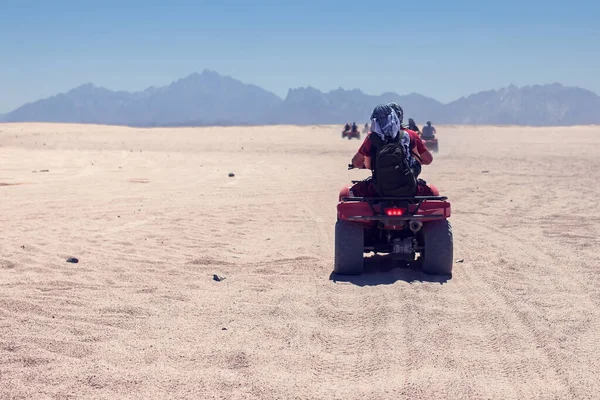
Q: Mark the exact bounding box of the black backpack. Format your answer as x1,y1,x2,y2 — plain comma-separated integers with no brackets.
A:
370,132,417,197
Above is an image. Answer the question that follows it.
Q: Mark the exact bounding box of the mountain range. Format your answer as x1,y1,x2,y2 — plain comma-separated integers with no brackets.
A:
2,70,600,126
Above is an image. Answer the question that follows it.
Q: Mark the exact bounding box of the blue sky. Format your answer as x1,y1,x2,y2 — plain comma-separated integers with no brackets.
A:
1,0,598,112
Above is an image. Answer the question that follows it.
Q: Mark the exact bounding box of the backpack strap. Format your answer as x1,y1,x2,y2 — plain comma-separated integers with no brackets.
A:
369,132,384,147
368,134,382,172
412,150,423,164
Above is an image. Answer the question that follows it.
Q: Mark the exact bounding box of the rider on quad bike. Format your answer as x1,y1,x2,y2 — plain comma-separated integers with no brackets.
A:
342,121,361,140
407,118,421,135
350,103,434,195
421,121,436,139
336,104,452,276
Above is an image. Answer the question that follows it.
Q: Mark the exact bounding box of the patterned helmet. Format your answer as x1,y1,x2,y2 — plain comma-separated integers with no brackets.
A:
370,104,401,139
387,102,404,125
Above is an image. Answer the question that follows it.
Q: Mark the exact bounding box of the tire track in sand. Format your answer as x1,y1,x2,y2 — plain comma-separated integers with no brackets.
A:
454,215,600,399
297,191,413,399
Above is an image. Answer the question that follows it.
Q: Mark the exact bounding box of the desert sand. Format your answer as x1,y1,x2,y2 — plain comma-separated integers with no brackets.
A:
1,122,600,399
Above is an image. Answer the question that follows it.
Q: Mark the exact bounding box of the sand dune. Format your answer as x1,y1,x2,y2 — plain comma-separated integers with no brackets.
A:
1,123,600,399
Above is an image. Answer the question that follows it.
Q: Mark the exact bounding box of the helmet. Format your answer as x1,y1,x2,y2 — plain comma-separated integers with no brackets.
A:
370,104,401,138
426,121,431,126
408,118,416,125
387,102,404,125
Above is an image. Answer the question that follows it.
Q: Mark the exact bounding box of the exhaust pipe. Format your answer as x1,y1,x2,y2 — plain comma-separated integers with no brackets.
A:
409,220,423,233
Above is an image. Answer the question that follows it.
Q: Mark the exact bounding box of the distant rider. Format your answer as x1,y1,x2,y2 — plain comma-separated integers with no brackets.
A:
421,121,436,139
351,122,358,132
344,122,351,132
407,118,420,134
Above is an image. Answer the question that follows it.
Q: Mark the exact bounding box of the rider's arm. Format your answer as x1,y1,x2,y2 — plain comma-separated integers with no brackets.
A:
411,133,433,165
417,148,433,165
351,152,371,169
352,152,365,168
352,135,372,169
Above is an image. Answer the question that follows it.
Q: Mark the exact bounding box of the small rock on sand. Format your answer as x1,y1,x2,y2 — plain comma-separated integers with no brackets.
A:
66,257,79,264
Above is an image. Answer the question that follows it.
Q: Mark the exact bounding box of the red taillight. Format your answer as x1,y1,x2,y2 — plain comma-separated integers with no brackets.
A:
385,208,405,216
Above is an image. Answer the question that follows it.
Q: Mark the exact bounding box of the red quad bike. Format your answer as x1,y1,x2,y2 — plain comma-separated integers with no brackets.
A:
335,164,453,276
422,137,439,153
342,129,361,140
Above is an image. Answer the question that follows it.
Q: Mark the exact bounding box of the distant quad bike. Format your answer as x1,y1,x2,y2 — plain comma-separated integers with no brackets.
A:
335,165,453,276
421,137,438,153
342,129,361,140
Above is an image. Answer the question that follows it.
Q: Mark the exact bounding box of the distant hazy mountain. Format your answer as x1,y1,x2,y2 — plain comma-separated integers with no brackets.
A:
264,87,442,125
436,83,600,126
4,70,282,126
3,71,599,126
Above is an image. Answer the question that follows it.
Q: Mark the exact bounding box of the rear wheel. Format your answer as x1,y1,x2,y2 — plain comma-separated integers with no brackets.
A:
334,220,364,275
421,219,453,275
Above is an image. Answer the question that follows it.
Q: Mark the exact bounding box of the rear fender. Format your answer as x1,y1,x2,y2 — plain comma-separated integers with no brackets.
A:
337,200,451,222
337,201,374,222
414,201,451,219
